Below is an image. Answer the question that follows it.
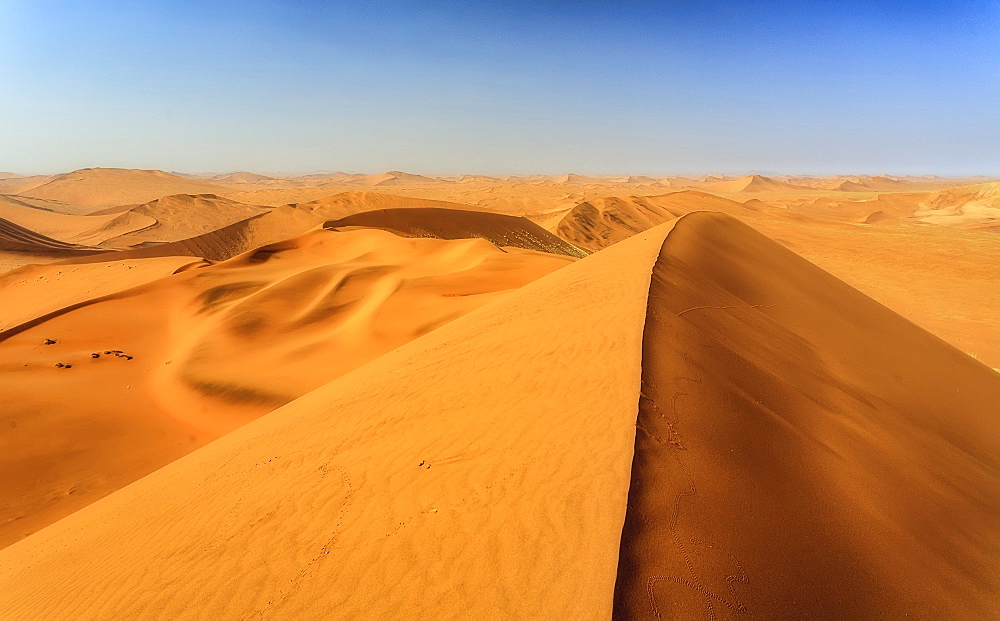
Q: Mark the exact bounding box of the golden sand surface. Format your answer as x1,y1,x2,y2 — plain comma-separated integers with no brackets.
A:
0,169,997,617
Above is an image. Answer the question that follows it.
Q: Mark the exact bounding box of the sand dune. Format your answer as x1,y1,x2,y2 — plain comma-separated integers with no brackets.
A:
292,190,478,219
0,223,661,618
209,172,278,184
556,190,763,252
348,171,443,186
324,207,588,257
17,168,229,207
701,174,814,193
0,196,149,244
0,228,574,549
1,214,996,617
0,256,203,333
51,204,322,266
837,174,924,192
0,216,105,257
914,181,1000,227
89,194,269,247
613,213,1000,618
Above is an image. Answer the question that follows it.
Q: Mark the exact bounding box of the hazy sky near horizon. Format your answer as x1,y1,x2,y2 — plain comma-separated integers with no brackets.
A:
1,0,998,175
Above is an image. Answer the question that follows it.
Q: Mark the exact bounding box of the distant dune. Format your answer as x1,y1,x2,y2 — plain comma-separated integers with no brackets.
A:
837,174,920,192
89,194,269,247
17,168,229,207
292,191,477,219
58,204,323,264
914,181,1000,227
556,190,763,252
0,216,105,257
325,207,589,257
1,214,995,617
346,171,444,186
701,174,814,193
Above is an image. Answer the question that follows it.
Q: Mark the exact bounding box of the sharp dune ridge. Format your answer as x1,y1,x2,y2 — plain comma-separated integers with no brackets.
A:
1,213,997,618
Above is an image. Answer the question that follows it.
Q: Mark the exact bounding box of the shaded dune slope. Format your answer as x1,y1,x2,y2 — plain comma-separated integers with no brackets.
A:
614,213,1000,619
325,207,588,257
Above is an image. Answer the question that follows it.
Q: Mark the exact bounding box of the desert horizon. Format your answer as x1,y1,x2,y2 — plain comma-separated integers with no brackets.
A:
2,0,998,618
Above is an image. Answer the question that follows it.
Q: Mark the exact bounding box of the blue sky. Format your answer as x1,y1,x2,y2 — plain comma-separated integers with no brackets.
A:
1,0,998,175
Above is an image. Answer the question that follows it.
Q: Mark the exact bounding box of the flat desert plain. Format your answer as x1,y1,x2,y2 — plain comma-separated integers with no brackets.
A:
0,168,998,618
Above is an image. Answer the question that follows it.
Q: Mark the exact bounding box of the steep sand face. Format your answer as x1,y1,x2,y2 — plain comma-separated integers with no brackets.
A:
0,228,575,548
325,207,588,257
17,168,228,207
614,213,1000,619
0,224,668,619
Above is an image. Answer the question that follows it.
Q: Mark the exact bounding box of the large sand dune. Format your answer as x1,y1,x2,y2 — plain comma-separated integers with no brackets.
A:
1,213,996,617
88,193,269,247
556,191,763,252
613,213,1000,619
17,168,229,207
0,216,105,257
0,228,574,548
325,207,588,257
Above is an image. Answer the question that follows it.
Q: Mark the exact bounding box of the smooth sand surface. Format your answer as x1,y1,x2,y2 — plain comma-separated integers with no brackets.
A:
614,213,1000,619
0,228,574,548
17,168,229,207
0,224,667,619
88,194,269,248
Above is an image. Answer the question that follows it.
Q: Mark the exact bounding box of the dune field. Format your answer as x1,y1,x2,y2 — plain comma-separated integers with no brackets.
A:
0,168,998,618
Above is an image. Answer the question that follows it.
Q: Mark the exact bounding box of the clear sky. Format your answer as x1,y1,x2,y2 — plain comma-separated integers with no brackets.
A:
1,0,998,175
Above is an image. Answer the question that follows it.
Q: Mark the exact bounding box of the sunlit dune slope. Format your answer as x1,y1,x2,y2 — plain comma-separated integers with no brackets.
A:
2,214,997,618
88,194,270,247
556,190,762,252
701,174,813,193
291,190,478,219
60,205,324,264
0,223,664,619
0,257,205,332
0,195,156,245
0,227,574,549
614,213,1000,619
914,181,1000,227
17,168,228,207
325,207,588,257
